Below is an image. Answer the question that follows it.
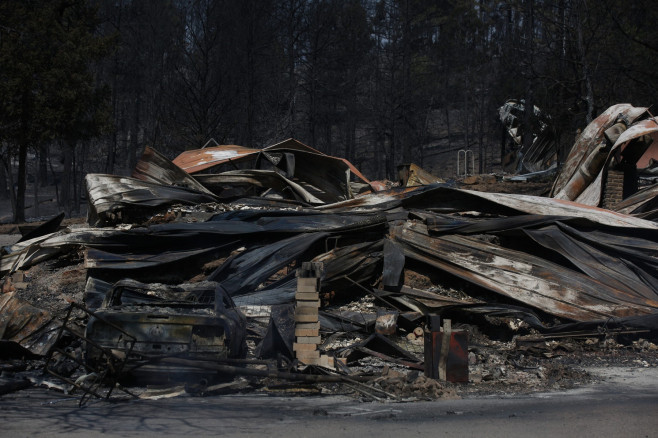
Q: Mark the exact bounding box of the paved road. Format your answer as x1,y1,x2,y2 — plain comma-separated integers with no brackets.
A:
1,367,656,438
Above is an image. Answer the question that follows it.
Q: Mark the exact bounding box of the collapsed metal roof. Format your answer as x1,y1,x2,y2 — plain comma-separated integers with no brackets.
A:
3,133,658,359
172,138,374,202
551,104,658,209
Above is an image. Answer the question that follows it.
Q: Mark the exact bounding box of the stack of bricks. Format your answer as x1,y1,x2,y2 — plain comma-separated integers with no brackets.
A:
293,262,334,368
602,169,624,209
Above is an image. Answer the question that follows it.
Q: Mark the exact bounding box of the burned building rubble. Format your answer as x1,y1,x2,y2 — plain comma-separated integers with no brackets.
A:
1,133,658,403
551,105,658,212
499,99,559,175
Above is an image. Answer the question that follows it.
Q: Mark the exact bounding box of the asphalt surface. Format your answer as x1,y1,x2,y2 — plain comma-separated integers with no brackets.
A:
1,366,656,438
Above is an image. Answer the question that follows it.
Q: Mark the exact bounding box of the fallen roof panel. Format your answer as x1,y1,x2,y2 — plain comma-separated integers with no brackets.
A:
0,292,60,356
209,232,330,296
614,183,658,217
132,146,215,195
173,138,371,183
86,174,217,226
318,184,658,229
390,221,658,321
550,104,648,197
172,144,259,174
195,170,324,204
523,225,658,301
400,186,658,229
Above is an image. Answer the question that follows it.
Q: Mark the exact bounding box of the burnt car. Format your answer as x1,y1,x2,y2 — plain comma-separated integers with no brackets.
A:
85,279,246,383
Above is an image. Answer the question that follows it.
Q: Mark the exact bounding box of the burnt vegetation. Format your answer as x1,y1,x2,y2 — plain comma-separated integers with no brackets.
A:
1,0,658,221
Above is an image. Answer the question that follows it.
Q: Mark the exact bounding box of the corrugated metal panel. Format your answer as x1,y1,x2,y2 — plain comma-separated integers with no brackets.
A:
614,183,658,216
172,145,259,174
85,174,217,226
550,104,648,197
133,146,215,195
171,138,373,188
391,221,658,322
195,170,324,204
397,186,658,229
0,292,60,356
612,117,658,168
464,190,658,229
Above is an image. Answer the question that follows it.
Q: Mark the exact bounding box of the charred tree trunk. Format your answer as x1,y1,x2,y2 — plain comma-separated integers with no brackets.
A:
6,160,17,222
39,144,48,187
0,158,8,200
522,0,536,165
33,148,40,217
60,140,74,217
575,1,595,124
128,97,140,173
15,141,28,223
106,91,118,174
76,142,89,215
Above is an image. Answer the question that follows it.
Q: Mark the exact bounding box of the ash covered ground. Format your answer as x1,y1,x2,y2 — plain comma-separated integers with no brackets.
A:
2,226,656,403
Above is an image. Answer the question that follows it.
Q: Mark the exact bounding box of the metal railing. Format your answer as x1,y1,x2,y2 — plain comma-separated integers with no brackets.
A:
457,149,474,176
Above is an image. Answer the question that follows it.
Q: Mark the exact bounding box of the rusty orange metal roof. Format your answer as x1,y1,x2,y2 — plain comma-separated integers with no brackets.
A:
551,104,648,197
613,117,658,168
172,138,372,185
172,144,260,174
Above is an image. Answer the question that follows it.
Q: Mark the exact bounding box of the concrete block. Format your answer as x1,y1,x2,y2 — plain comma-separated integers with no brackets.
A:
293,342,317,352
294,328,320,337
295,292,319,301
295,336,321,344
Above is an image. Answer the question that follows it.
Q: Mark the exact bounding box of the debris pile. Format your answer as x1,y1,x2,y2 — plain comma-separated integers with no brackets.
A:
1,127,658,403
550,104,658,216
499,99,558,175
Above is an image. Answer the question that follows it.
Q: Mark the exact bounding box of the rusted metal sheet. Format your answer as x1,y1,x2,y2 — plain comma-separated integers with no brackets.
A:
424,320,468,383
172,144,259,174
570,116,658,207
86,174,217,226
318,184,658,228
133,146,215,196
195,169,324,204
367,180,390,192
1,235,57,273
209,233,330,297
231,239,384,306
390,221,658,322
523,224,658,300
553,144,609,201
614,183,658,217
172,138,375,200
478,189,658,228
268,138,374,185
401,186,658,229
316,186,422,211
85,246,223,271
611,117,658,168
0,292,60,356
419,213,658,297
550,104,648,197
